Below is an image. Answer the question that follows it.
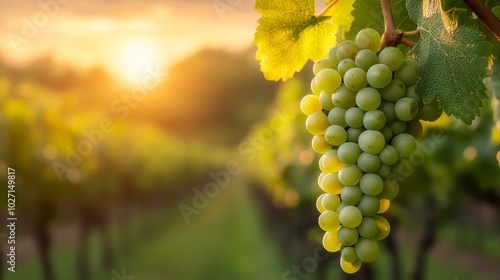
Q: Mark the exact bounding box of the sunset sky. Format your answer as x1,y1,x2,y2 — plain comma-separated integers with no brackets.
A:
0,0,261,83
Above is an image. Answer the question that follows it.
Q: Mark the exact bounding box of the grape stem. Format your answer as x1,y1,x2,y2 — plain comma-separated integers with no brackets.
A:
380,0,417,48
463,0,500,41
315,0,338,18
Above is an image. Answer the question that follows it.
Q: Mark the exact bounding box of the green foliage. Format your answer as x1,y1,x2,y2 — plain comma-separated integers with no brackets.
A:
346,0,416,39
254,0,354,81
407,0,491,124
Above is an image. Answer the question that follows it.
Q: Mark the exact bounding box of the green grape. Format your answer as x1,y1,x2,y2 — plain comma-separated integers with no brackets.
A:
341,185,363,205
311,135,332,154
323,231,342,252
378,178,399,200
306,112,330,135
332,86,357,109
378,101,396,122
321,172,343,194
318,172,326,188
357,195,380,217
391,133,416,158
378,47,404,71
316,193,326,213
358,130,385,154
311,77,322,95
341,247,358,263
418,98,442,121
338,226,359,245
300,94,322,116
344,68,368,91
314,58,337,75
388,120,407,135
355,49,378,71
355,238,379,263
319,210,340,231
345,107,365,128
359,173,384,196
347,127,365,143
405,86,421,104
357,152,381,173
378,145,399,165
339,205,363,228
328,46,340,64
394,59,418,86
366,64,392,88
378,199,390,214
322,149,345,172
395,97,419,121
362,110,386,130
338,59,356,77
340,258,362,274
319,91,335,111
380,126,393,142
356,87,381,111
406,119,423,138
379,79,406,102
322,193,341,210
338,164,363,185
316,194,327,213
336,40,359,61
373,215,391,240
357,217,379,239
316,69,342,93
325,125,347,146
328,107,348,128
377,164,391,178
355,28,381,52
338,142,362,164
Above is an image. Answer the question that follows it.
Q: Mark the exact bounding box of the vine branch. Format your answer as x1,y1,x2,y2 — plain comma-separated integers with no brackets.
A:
463,0,500,41
380,0,418,48
315,0,338,18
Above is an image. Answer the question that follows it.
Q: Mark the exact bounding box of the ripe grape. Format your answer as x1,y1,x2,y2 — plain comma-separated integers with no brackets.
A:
366,64,392,88
313,58,337,75
345,107,365,129
338,226,359,245
316,69,341,93
332,86,357,108
306,112,330,135
300,94,322,116
336,40,359,61
356,87,381,111
377,47,404,71
355,28,381,52
355,238,379,263
341,247,358,262
338,59,357,77
339,206,363,228
344,68,368,91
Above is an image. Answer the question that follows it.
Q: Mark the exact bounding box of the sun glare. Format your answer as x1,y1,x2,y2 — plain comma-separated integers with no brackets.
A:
114,39,163,85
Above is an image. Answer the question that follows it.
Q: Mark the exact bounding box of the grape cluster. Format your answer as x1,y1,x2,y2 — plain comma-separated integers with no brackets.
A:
300,28,442,274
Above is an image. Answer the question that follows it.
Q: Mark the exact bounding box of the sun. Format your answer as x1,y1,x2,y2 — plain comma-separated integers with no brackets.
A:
113,39,164,85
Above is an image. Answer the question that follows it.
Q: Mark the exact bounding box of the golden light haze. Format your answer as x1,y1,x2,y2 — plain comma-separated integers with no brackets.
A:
0,0,258,84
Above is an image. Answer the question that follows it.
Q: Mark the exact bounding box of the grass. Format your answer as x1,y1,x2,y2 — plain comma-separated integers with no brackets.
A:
5,184,494,280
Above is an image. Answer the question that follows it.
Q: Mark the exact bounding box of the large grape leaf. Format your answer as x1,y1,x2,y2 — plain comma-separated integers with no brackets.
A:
407,0,491,125
254,0,354,81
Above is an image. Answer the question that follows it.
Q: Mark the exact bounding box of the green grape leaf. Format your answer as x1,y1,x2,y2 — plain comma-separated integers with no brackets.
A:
493,6,500,18
407,0,491,125
254,0,354,81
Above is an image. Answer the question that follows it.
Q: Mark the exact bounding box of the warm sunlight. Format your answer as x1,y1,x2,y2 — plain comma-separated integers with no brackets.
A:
114,39,164,85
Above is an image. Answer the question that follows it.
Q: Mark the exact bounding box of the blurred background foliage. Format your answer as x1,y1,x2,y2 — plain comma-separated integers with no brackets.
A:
0,1,499,280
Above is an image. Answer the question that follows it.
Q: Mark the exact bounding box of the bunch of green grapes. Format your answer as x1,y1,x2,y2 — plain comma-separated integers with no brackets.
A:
300,28,442,274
